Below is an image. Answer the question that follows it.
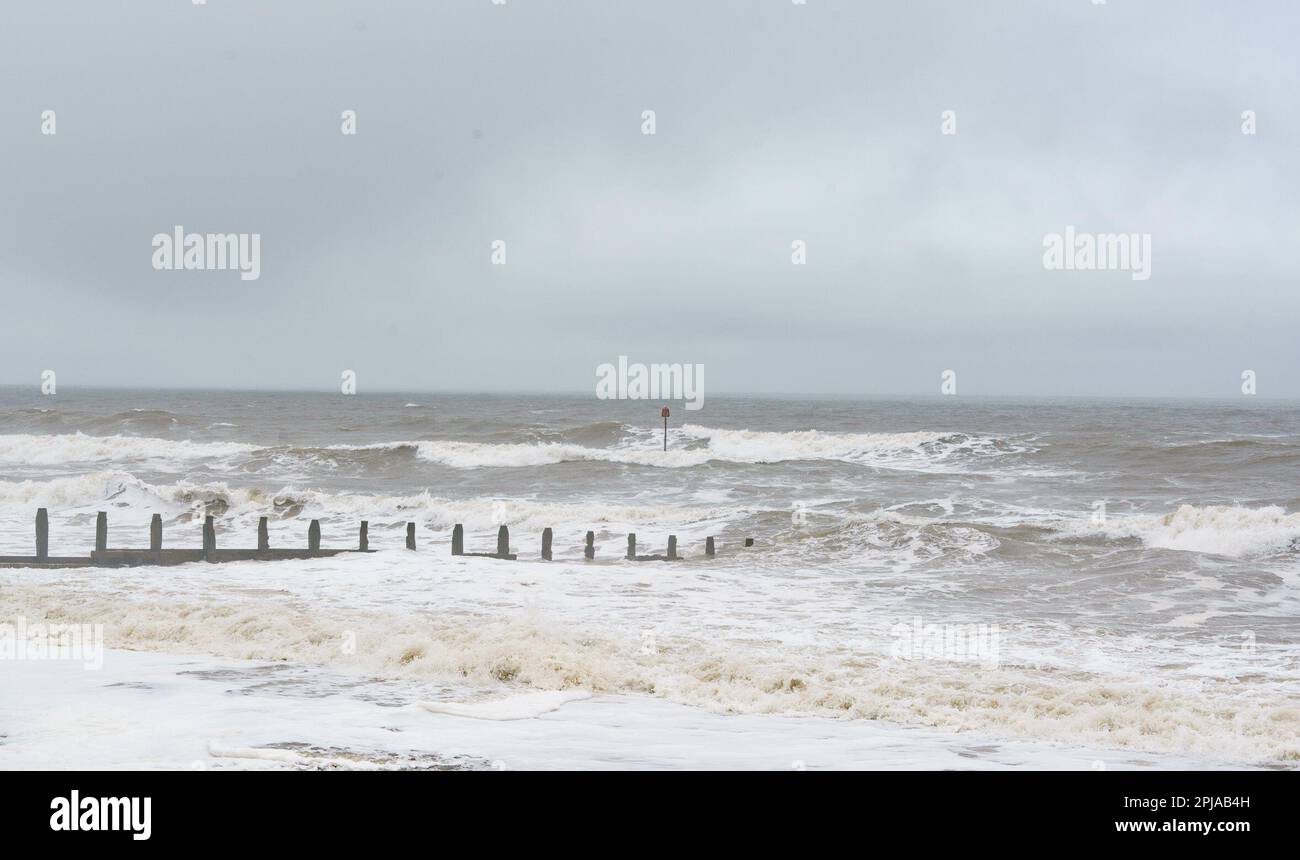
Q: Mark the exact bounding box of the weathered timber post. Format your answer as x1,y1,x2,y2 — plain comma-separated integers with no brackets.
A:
452,524,464,556
257,516,269,551
95,511,108,553
308,519,321,553
627,533,636,560
744,538,754,548
667,535,678,560
406,522,416,550
584,530,595,560
705,536,715,557
359,521,368,551
150,514,162,551
36,508,49,561
542,527,553,560
203,515,216,557
496,526,510,557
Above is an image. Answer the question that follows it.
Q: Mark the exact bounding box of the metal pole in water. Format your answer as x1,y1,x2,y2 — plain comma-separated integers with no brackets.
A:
661,406,670,451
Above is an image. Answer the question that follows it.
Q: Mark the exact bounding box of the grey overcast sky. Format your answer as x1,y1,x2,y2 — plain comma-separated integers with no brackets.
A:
1,1,1296,397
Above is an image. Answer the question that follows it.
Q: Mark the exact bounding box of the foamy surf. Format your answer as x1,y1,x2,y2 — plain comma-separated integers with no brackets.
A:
678,425,998,466
417,690,592,720
3,568,1297,765
0,432,257,466
1073,504,1300,558
4,391,1300,769
3,650,1230,770
407,427,988,470
0,470,748,536
0,426,1019,473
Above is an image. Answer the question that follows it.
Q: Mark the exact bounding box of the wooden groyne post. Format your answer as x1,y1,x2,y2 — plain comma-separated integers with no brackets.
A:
4,510,377,569
5,510,733,569
624,532,680,562
36,508,49,561
451,524,516,560
202,515,216,558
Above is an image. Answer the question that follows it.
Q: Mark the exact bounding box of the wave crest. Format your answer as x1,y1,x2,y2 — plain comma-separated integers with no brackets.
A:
0,426,1019,473
3,588,1295,764
1074,504,1300,558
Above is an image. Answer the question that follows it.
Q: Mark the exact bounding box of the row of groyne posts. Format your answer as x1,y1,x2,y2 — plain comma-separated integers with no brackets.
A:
0,508,753,569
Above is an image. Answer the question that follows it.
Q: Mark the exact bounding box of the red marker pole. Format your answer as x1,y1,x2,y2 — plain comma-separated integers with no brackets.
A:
661,406,670,451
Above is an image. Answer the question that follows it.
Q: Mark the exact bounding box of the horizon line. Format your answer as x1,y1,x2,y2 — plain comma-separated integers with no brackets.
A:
0,383,1294,404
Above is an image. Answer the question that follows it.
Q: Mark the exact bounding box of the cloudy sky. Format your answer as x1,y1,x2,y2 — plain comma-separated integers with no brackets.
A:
2,1,1296,397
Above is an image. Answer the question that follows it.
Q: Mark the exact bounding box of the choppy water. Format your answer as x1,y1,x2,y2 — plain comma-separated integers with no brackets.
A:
2,387,1299,767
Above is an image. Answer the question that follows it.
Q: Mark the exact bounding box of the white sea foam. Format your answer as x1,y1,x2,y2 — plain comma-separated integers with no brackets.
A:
410,427,996,470
410,439,711,468
2,572,1296,765
0,470,745,536
0,471,153,510
0,427,1014,473
418,690,591,720
205,743,432,770
4,650,1226,770
1079,504,1300,558
0,433,257,466
3,407,1297,769
680,425,952,464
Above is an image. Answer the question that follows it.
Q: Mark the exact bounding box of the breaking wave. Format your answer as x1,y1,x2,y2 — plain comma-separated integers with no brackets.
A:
0,433,256,467
0,427,1020,473
0,470,744,533
1070,504,1300,558
2,587,1295,765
